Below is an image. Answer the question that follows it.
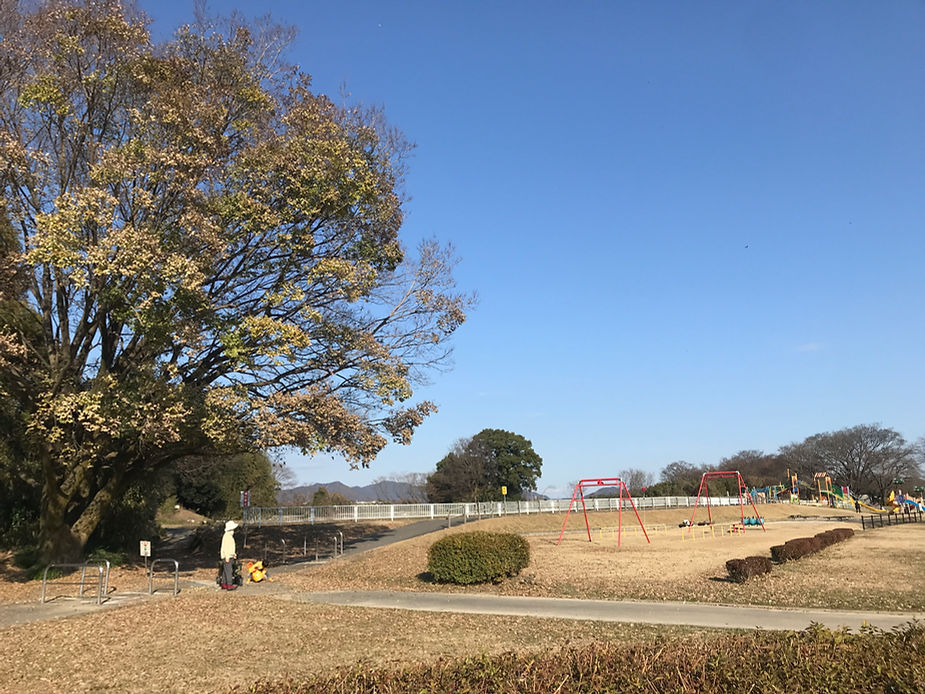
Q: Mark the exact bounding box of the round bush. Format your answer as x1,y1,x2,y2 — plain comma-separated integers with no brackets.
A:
427,531,530,585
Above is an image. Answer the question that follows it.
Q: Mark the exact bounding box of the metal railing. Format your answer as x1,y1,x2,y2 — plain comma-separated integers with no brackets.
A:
148,559,180,596
41,563,106,605
244,495,781,527
861,510,923,530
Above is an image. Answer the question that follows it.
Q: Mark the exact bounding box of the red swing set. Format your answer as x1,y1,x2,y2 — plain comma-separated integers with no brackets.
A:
688,470,766,531
557,477,650,547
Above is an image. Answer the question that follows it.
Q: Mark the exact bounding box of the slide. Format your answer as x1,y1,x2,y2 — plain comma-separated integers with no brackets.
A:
822,488,887,513
901,498,925,512
854,496,888,514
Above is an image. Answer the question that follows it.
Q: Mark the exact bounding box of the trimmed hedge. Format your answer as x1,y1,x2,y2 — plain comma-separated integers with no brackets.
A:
246,623,925,693
771,528,854,564
735,527,855,581
771,528,855,563
427,531,530,585
725,555,773,583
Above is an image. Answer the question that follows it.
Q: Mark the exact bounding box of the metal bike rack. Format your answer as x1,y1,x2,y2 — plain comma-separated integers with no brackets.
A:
148,558,180,596
83,559,111,597
41,563,105,605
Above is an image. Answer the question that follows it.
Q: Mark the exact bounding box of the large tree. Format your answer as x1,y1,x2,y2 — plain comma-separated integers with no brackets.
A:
0,1,470,562
426,429,542,502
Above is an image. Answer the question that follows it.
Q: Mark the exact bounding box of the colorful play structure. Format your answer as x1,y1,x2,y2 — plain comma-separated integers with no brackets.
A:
763,469,925,514
557,477,650,547
688,470,766,532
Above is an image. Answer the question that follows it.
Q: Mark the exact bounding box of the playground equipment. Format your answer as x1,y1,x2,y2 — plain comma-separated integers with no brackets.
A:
885,490,924,513
749,484,787,502
688,471,766,532
557,477,650,548
814,473,833,506
819,486,889,513
787,469,799,502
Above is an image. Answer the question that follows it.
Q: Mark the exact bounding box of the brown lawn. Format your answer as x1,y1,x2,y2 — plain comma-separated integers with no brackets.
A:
0,504,922,693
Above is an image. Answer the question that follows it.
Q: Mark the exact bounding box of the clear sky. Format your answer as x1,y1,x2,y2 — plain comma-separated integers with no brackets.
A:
141,1,925,497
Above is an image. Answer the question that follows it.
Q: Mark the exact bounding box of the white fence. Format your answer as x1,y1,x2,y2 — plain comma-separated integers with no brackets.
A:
243,495,779,526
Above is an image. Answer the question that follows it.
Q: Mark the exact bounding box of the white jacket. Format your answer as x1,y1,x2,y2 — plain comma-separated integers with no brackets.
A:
220,530,236,560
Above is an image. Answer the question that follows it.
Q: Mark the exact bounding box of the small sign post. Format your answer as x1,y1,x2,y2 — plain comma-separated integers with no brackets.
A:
501,486,507,503
240,490,250,548
140,540,151,571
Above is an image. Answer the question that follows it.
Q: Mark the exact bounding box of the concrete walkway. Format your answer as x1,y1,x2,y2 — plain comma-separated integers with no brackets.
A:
289,590,923,632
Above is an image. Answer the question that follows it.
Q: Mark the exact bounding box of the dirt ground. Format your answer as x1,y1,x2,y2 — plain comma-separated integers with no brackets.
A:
1,504,922,694
277,505,925,611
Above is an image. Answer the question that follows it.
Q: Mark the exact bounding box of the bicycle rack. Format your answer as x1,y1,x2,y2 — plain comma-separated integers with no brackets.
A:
41,563,105,605
83,559,111,597
148,558,180,596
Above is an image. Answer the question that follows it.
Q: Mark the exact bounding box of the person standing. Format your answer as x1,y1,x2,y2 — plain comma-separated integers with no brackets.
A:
220,520,238,590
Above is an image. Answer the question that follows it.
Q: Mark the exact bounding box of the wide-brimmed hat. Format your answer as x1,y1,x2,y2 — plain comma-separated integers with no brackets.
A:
224,520,239,532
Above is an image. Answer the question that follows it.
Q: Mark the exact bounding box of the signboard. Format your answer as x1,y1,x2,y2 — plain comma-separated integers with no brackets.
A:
240,490,250,508
139,540,151,557
501,486,507,496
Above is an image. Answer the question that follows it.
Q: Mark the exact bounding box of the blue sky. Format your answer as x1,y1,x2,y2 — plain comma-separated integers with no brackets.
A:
143,1,925,496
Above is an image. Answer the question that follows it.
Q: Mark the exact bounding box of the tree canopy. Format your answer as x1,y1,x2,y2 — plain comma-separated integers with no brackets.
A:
426,429,542,502
778,424,921,502
0,1,470,562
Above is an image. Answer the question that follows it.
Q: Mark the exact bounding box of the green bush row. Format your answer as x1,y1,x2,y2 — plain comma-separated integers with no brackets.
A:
243,623,925,693
427,531,530,585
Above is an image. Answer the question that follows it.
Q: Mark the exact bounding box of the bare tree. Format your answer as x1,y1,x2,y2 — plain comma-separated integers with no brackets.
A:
778,424,920,502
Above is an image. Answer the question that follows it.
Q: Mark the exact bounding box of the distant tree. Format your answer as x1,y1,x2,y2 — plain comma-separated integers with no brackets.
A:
717,450,783,488
174,451,282,517
311,487,352,506
619,468,654,495
426,438,489,502
426,429,543,502
649,460,704,496
778,424,920,501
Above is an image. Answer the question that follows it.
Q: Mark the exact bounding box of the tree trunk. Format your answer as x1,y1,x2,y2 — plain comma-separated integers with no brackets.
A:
38,512,83,565
38,452,126,565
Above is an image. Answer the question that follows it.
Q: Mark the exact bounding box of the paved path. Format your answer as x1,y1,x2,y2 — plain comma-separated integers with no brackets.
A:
289,590,923,632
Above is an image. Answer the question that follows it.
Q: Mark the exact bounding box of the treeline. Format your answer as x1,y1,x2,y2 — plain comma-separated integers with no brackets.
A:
638,424,924,503
0,450,286,551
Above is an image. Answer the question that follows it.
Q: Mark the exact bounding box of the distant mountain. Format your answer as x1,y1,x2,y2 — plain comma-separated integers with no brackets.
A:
277,480,426,504
277,481,549,504
587,487,625,498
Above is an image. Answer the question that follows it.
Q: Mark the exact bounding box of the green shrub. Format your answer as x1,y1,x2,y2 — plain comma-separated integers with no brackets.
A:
86,548,128,567
427,531,530,585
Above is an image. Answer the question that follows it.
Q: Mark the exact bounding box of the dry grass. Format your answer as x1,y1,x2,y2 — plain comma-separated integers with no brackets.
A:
1,504,922,694
279,505,925,610
0,592,700,693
